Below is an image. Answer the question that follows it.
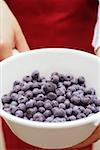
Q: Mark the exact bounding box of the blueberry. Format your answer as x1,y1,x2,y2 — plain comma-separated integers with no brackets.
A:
39,107,45,113
38,76,46,82
18,103,26,112
65,108,72,116
32,98,37,106
84,88,95,95
25,90,33,99
87,105,96,112
64,74,73,81
59,74,65,82
51,72,59,76
23,75,32,82
78,85,85,91
70,103,74,108
3,107,10,113
52,100,59,107
66,91,72,99
72,90,84,97
51,75,59,84
56,96,65,103
67,86,76,92
81,97,90,105
97,106,100,112
13,85,21,93
15,110,23,118
28,82,34,89
10,93,18,101
10,101,18,106
70,96,80,105
53,108,66,117
10,105,18,114
71,78,78,85
64,99,70,108
85,95,94,104
31,107,38,114
73,85,80,90
53,117,66,122
63,81,71,87
30,118,33,121
45,116,54,122
26,99,35,108
44,102,52,110
77,113,86,119
78,76,85,85
83,108,92,116
58,82,64,88
18,91,25,96
37,101,44,107
24,116,28,120
93,107,98,113
26,107,37,118
94,99,100,106
72,106,81,116
33,88,41,96
56,88,65,96
52,107,59,112
42,82,56,93
32,82,40,88
3,103,10,108
47,92,57,100
36,94,45,101
79,106,85,112
44,110,52,117
45,99,52,104
18,96,28,103
33,112,45,122
60,118,66,122
13,80,21,87
31,70,39,80
69,115,76,121
59,103,66,109
2,94,11,104
21,83,30,91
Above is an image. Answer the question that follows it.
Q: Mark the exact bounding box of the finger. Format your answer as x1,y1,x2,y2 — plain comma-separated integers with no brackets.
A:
15,26,30,52
73,126,100,149
0,40,13,61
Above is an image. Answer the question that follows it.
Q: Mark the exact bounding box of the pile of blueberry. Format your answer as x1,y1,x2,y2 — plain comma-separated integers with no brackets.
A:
2,71,100,122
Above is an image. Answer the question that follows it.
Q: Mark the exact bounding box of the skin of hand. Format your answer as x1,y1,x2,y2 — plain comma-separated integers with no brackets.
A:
0,0,30,61
96,47,100,57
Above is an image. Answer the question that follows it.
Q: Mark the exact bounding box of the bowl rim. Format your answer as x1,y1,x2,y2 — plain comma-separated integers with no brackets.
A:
1,48,99,65
0,48,100,128
0,110,100,128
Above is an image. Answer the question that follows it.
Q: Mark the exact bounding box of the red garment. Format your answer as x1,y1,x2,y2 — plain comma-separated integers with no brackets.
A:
2,0,98,150
7,0,98,53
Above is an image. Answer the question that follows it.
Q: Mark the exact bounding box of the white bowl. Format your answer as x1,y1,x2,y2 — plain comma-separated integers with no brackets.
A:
0,48,100,149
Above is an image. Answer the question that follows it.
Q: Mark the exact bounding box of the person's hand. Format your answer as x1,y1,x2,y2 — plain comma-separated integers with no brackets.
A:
96,47,100,57
0,0,29,61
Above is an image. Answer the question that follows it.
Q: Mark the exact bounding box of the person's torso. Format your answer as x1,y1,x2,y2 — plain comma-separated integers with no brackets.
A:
7,0,98,53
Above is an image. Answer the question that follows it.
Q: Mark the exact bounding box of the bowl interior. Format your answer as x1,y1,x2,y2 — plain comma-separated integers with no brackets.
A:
0,48,100,110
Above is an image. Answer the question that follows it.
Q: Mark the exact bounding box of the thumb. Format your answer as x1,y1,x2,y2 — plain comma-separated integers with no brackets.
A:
15,26,30,52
